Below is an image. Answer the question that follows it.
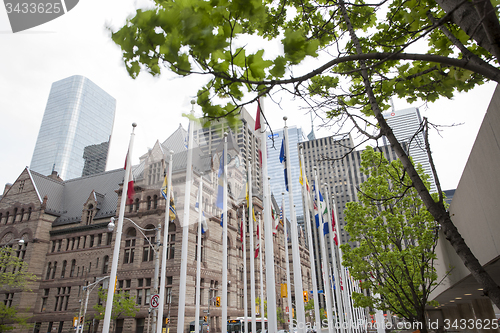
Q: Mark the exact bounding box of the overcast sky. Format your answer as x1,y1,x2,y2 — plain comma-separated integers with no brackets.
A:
0,0,496,196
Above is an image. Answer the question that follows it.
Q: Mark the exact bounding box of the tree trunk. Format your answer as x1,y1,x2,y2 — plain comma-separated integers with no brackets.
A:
374,112,500,310
434,0,500,60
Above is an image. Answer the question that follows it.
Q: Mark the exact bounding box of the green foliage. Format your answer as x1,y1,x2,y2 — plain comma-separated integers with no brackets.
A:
341,147,439,322
0,304,31,333
111,0,498,124
0,247,37,290
93,288,139,321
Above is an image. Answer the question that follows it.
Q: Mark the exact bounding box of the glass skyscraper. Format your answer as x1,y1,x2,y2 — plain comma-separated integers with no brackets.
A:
266,126,305,224
30,75,116,180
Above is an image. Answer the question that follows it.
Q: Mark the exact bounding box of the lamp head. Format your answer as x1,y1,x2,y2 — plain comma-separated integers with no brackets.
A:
108,217,116,232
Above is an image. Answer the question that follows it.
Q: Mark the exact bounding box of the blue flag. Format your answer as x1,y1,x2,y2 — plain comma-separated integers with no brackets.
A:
279,137,288,191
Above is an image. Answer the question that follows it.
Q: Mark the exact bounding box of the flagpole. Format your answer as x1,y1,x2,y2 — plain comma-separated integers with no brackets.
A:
258,98,278,333
242,204,248,333
313,168,334,333
298,144,321,331
282,193,293,332
258,212,265,326
248,163,257,333
283,119,307,333
157,150,173,333
178,102,196,333
195,173,204,333
323,183,345,333
103,123,136,333
222,132,229,333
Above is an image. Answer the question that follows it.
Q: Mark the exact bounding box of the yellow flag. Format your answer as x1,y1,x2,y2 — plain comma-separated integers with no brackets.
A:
299,160,310,192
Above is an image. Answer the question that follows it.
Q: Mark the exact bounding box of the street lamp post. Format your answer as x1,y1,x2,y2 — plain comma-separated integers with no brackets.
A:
76,276,110,333
108,217,161,333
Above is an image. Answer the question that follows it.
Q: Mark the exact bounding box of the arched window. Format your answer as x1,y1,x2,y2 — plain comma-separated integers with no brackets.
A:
51,261,57,279
153,195,158,209
124,228,136,264
102,256,109,274
70,260,76,277
61,260,67,278
0,213,2,224
4,211,9,224
147,196,152,210
19,209,24,222
27,207,32,221
45,262,52,280
13,208,18,223
135,199,140,212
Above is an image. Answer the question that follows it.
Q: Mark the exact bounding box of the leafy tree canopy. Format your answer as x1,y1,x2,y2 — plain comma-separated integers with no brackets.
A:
341,147,439,326
111,0,500,125
93,288,139,321
0,247,37,290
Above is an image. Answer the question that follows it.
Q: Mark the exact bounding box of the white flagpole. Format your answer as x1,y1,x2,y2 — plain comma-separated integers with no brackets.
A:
248,164,257,333
242,204,248,333
282,193,293,332
157,150,173,333
195,173,204,333
323,183,345,333
298,144,321,331
258,98,278,332
283,119,307,333
222,132,229,333
258,212,265,326
177,103,196,333
313,168,334,333
103,123,136,333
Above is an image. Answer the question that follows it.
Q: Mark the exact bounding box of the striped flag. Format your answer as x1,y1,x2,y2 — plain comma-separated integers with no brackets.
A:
255,224,260,258
279,137,288,191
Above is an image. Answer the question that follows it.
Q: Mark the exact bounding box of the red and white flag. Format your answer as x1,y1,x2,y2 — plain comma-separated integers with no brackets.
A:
255,224,260,258
124,151,135,205
332,208,338,246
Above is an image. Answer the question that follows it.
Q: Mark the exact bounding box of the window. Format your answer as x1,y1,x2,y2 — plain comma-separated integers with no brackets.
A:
195,233,205,262
153,195,158,209
41,289,49,312
54,287,71,311
135,198,140,212
27,207,32,221
137,278,152,306
86,204,94,225
57,239,62,252
97,233,102,246
58,321,64,333
142,226,156,262
147,196,151,210
3,293,14,307
61,260,67,278
166,276,173,304
46,262,52,280
90,235,95,247
70,260,76,277
107,232,112,246
102,256,109,274
124,228,136,264
13,208,17,223
51,261,57,279
167,223,176,260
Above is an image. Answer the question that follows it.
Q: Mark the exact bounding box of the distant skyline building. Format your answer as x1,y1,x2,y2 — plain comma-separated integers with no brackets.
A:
266,126,306,226
382,107,437,192
30,75,116,180
301,133,400,307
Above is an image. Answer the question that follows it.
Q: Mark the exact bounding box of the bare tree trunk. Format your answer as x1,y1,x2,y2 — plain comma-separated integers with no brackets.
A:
338,0,500,311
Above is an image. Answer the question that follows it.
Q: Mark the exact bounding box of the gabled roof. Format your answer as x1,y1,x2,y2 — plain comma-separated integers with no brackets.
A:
161,123,199,154
30,168,125,226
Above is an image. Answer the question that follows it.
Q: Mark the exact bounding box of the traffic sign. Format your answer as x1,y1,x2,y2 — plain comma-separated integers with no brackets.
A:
150,294,160,308
203,310,209,313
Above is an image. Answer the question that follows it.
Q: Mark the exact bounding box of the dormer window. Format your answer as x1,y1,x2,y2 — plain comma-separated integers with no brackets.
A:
86,204,94,225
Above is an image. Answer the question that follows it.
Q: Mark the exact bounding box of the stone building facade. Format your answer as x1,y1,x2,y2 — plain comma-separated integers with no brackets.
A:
0,125,311,333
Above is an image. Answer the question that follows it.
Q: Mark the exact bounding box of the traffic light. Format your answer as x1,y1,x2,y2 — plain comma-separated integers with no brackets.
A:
79,316,84,324
204,316,208,322
165,318,169,324
216,296,221,307
303,291,309,303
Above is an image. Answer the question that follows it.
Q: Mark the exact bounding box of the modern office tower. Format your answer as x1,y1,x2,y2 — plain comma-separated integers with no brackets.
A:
30,75,116,180
301,133,399,307
382,107,437,192
266,126,306,226
192,106,263,194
